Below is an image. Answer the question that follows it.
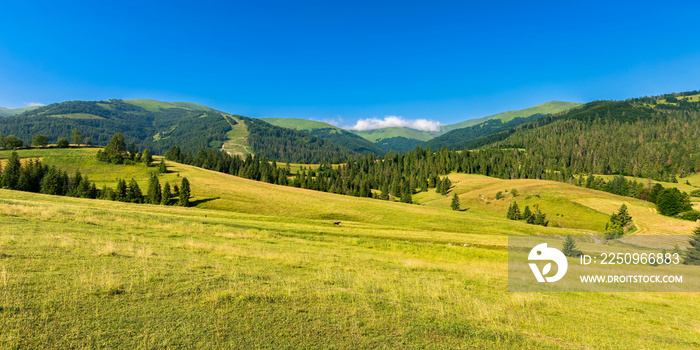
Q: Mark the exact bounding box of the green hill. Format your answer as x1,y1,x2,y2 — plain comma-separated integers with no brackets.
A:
124,99,220,113
477,91,700,181
440,101,581,132
423,112,551,150
0,105,41,117
0,147,698,348
261,118,339,132
0,99,359,162
0,99,231,155
350,127,437,142
262,118,385,155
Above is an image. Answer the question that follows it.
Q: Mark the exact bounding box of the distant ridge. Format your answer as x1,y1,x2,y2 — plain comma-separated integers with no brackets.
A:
262,118,386,155
440,101,581,133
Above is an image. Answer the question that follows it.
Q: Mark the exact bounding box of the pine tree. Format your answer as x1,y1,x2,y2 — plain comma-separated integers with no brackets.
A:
684,226,700,265
522,205,532,222
1,151,21,189
147,173,161,204
451,193,460,211
562,235,582,257
158,159,167,173
142,149,153,166
507,201,521,220
115,179,127,201
613,204,632,227
534,209,548,226
71,128,83,146
127,178,143,203
380,181,389,200
161,182,172,205
179,177,191,207
442,177,451,194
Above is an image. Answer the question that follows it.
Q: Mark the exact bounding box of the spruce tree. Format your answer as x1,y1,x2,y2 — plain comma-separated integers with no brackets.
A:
562,235,582,257
142,149,153,166
685,226,700,265
380,181,389,200
179,177,191,207
127,178,143,203
451,193,460,211
158,159,167,173
161,182,172,205
507,201,521,220
116,179,127,201
1,151,21,189
522,205,533,222
442,177,451,194
71,128,83,146
147,173,161,204
534,209,548,226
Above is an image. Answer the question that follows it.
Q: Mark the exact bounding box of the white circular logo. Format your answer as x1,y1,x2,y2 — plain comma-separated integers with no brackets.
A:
528,243,568,282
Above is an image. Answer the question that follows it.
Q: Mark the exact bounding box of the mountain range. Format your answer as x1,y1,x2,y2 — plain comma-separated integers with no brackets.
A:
7,93,696,168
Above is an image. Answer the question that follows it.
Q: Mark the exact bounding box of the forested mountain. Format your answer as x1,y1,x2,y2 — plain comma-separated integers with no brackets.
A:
439,101,581,132
375,137,426,153
262,118,385,155
0,99,231,155
240,116,359,163
0,106,41,117
478,91,700,181
423,113,549,150
0,99,360,163
350,127,437,143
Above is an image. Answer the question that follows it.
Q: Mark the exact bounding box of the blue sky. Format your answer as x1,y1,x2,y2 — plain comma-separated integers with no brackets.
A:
1,1,700,128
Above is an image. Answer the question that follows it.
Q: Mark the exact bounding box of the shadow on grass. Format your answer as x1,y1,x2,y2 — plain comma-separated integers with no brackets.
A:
190,197,220,206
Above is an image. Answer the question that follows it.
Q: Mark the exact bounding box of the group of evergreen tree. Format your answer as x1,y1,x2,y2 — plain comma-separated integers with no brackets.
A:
506,202,548,226
0,99,231,155
483,96,700,182
604,204,634,238
685,226,700,265
1,151,191,207
98,175,189,206
577,174,696,220
1,128,91,150
0,152,98,197
97,133,156,166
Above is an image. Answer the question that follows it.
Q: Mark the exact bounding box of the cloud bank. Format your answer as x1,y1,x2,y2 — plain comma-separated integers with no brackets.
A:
346,116,441,132
26,102,45,107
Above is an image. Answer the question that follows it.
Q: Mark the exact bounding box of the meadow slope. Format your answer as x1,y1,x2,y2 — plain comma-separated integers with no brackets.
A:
0,148,699,348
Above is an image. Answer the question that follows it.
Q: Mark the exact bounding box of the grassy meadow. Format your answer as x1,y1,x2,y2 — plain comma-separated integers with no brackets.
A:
0,148,699,348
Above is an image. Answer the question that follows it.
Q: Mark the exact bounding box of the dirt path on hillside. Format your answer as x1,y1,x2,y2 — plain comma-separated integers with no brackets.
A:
220,114,252,157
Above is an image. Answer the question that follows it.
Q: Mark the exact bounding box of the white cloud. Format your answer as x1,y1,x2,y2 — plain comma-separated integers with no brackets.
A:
345,115,441,132
25,102,44,107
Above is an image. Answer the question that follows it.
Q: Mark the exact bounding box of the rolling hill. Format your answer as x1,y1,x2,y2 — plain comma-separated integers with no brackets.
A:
0,99,360,163
0,105,41,117
261,118,385,155
475,91,700,181
1,147,698,348
439,101,581,132
349,127,437,152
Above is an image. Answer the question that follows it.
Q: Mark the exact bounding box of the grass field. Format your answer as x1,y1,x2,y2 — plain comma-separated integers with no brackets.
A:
1,148,699,348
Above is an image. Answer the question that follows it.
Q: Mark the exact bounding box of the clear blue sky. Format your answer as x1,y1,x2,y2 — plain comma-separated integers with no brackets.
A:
1,0,699,126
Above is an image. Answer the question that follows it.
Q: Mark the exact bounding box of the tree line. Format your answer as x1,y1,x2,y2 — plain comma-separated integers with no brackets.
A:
575,174,696,220
0,128,91,150
0,151,191,207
